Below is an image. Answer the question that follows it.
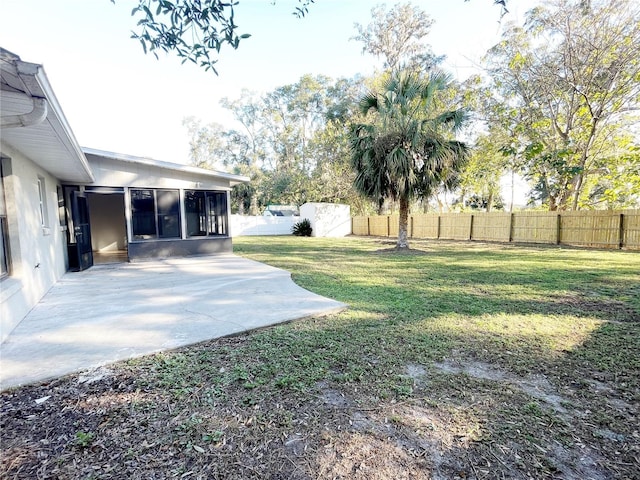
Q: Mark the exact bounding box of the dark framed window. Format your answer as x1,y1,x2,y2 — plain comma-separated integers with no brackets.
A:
131,188,181,240
185,190,228,237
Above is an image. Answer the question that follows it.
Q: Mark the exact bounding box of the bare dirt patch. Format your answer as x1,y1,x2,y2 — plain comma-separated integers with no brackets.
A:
555,294,640,323
2,344,639,479
374,247,432,255
428,358,637,480
434,359,570,416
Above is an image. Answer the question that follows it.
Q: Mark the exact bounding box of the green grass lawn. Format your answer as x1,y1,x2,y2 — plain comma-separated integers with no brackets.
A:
234,236,639,381
231,236,640,477
2,236,639,479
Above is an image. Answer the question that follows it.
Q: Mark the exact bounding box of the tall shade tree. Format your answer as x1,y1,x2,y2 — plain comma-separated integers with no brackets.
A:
484,0,640,210
458,134,508,212
184,75,363,211
352,2,442,73
182,117,228,169
351,70,469,249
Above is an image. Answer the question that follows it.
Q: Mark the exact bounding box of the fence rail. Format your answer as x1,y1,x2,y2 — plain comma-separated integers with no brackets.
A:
351,210,640,250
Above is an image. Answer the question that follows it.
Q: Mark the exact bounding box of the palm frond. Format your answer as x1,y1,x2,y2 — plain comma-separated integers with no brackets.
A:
432,109,469,133
359,93,380,116
350,69,469,212
428,69,453,89
420,69,450,102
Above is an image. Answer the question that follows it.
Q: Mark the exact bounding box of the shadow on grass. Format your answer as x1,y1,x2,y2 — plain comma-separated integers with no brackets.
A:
230,237,640,477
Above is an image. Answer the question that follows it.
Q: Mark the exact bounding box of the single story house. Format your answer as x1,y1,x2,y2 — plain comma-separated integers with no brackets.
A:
0,48,249,341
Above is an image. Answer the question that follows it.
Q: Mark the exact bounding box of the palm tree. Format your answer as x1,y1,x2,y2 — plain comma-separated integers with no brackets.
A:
350,70,469,249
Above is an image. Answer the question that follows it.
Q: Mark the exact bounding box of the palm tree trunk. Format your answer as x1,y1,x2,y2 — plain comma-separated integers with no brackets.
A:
397,195,410,249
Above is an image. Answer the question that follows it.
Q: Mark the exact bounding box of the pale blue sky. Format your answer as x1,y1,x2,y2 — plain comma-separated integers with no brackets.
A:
1,0,536,163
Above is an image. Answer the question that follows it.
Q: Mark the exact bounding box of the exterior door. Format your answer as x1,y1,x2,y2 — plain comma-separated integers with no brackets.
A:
71,191,93,271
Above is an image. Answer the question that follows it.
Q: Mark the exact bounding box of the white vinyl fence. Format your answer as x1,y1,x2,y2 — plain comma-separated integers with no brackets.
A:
230,203,352,237
230,215,297,236
300,203,351,237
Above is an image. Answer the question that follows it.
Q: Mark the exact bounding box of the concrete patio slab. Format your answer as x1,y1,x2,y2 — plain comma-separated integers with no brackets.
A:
0,254,346,391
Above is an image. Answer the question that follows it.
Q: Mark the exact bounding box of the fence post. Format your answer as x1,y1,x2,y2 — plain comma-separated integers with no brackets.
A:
509,213,515,243
410,215,414,238
367,216,371,236
619,213,625,249
387,215,391,237
437,215,441,239
556,214,562,245
469,214,474,241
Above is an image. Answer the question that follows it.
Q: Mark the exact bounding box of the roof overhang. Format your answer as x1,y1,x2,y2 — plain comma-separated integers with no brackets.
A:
0,48,94,183
82,147,250,187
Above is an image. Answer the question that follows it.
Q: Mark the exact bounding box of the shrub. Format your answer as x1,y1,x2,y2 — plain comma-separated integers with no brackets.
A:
292,219,312,237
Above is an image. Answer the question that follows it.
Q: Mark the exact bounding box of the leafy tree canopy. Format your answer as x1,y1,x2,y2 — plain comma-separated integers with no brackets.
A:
483,0,640,210
119,0,315,73
352,2,443,73
184,74,364,213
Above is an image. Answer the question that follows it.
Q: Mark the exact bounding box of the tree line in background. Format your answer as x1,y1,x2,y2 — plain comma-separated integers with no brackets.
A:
183,74,364,214
182,0,640,217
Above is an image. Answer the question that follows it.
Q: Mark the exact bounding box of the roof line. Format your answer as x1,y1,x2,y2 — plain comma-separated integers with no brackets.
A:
82,147,250,185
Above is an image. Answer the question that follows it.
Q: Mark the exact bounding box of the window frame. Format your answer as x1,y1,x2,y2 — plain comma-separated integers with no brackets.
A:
37,176,49,228
130,188,182,241
185,190,228,238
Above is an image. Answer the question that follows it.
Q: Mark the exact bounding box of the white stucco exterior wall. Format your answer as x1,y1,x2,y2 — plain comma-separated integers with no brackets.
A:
299,203,351,238
1,145,67,341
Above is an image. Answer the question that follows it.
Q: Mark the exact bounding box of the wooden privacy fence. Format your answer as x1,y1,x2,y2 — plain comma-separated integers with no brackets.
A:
352,210,640,250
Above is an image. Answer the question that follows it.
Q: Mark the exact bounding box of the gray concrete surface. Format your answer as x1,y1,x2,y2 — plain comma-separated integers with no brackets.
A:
0,255,346,390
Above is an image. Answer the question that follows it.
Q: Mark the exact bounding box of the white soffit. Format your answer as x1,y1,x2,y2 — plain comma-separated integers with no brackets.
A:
0,49,94,183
